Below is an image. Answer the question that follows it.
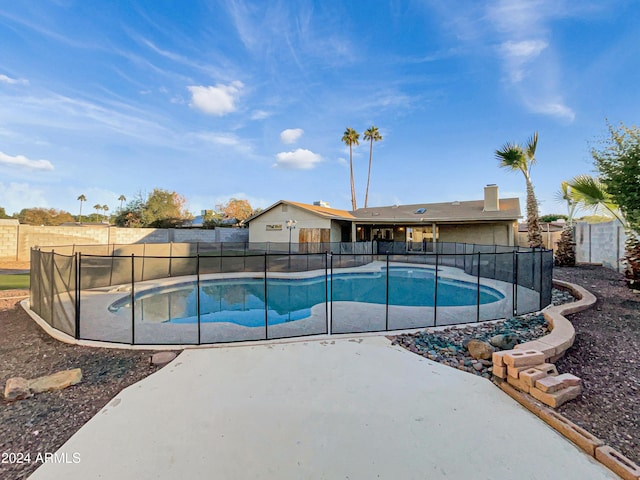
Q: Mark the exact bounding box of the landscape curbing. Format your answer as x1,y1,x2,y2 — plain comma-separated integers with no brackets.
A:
514,279,597,362
496,279,639,480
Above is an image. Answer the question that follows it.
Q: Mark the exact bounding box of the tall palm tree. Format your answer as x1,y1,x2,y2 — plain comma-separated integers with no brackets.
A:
93,204,102,221
342,127,360,211
567,174,640,285
363,126,382,208
495,131,544,248
102,205,109,222
118,194,126,211
77,194,86,224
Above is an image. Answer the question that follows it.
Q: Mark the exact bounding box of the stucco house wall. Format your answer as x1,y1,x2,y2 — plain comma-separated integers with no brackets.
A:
438,222,514,246
248,204,333,244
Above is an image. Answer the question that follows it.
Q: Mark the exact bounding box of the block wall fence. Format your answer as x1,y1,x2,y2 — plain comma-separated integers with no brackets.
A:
0,221,248,261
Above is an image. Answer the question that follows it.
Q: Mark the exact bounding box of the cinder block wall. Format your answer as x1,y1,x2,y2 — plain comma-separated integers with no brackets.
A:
0,220,19,259
0,225,248,261
575,221,627,272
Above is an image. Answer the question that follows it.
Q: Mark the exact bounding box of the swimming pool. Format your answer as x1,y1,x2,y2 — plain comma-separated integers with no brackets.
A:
109,267,504,327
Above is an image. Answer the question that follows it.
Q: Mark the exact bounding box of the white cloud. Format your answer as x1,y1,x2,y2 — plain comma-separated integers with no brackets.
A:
273,149,322,170
188,81,244,116
500,40,548,60
0,74,29,85
526,99,576,122
251,110,270,120
0,151,54,171
280,128,304,144
0,182,49,213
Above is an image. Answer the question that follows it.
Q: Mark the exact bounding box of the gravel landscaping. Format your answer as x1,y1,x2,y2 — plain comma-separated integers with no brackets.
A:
0,263,638,479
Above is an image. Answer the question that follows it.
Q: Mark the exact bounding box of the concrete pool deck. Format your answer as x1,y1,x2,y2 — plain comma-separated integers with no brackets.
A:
29,336,618,479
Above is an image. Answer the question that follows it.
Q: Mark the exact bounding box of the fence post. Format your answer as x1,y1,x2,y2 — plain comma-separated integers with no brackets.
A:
264,253,268,340
385,254,390,331
476,252,481,322
75,252,81,339
325,253,329,335
50,250,55,326
434,251,439,327
131,253,135,345
539,249,544,311
512,251,517,316
331,254,335,334
197,253,201,345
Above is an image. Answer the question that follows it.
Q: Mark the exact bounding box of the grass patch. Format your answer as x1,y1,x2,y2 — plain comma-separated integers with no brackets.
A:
0,274,30,290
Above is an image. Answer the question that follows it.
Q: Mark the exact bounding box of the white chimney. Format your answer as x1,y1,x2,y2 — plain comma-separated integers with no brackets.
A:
484,184,499,212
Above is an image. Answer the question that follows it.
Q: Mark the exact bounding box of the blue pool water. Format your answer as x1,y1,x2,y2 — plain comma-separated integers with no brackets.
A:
109,267,504,327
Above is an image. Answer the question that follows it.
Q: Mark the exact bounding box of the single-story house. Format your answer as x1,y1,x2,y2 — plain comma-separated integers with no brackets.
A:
246,185,522,247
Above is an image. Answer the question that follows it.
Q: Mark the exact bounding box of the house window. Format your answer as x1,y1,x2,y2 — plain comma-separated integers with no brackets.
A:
414,208,426,214
266,224,282,231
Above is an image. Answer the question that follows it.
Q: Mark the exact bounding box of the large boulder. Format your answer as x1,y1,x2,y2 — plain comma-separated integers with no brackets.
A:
467,339,494,360
28,368,82,394
3,377,31,401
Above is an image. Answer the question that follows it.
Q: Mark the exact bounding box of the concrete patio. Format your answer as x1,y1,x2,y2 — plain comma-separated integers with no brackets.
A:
29,336,618,479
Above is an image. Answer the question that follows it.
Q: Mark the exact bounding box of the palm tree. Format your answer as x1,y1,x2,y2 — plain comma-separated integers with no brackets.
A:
363,126,382,208
495,132,544,248
77,194,86,224
567,174,640,285
342,127,360,211
553,181,578,266
93,204,102,222
102,205,109,223
118,195,126,211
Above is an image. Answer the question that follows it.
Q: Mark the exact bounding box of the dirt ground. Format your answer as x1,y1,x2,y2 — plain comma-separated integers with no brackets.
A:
0,263,638,479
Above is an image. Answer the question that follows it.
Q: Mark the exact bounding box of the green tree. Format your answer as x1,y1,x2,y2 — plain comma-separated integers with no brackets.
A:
495,132,544,248
342,127,360,211
0,207,10,219
118,194,127,211
18,208,74,225
114,196,145,227
363,126,382,208
102,204,109,223
591,122,640,231
141,188,190,228
77,194,86,223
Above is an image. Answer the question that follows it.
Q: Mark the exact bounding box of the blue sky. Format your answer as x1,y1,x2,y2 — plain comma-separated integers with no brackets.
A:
1,0,639,218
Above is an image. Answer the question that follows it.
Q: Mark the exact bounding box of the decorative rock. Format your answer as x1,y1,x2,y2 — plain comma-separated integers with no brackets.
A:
489,333,519,350
467,339,494,360
28,368,83,394
4,377,31,401
473,362,484,372
151,351,177,366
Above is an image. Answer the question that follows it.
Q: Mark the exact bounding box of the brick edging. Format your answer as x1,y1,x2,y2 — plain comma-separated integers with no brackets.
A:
514,279,597,362
498,380,640,480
